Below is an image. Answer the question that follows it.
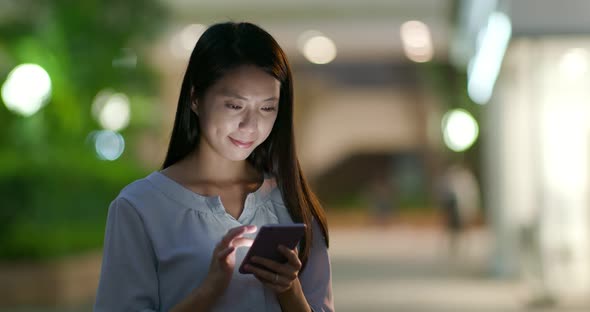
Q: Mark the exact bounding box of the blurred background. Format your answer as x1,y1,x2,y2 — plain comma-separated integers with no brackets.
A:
1,0,590,311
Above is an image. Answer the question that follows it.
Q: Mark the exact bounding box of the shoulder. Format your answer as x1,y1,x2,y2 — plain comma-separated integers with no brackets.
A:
108,172,171,220
265,181,325,237
116,173,158,204
104,174,146,206
260,178,295,224
269,187,284,206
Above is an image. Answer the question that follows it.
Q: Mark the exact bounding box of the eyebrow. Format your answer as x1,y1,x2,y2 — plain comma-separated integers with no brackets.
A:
220,90,278,102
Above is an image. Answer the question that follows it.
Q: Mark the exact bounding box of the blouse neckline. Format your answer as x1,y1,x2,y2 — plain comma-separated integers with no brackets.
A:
146,170,276,222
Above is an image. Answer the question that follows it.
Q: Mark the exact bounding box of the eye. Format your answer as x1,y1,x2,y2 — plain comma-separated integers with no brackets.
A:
261,106,277,112
225,103,242,110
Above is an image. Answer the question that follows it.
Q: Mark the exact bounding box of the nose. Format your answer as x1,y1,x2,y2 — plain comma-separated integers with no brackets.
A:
239,109,258,133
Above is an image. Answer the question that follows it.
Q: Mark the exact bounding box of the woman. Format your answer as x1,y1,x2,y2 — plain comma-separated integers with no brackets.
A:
94,22,333,312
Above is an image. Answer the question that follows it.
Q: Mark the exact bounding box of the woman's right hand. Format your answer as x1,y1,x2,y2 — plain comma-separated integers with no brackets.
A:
170,225,258,312
202,225,257,296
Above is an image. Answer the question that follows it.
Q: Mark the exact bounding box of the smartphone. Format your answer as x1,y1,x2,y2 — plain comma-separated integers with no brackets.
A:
239,223,306,274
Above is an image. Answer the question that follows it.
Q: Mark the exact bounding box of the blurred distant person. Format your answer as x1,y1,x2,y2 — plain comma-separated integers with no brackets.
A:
519,210,557,308
94,22,333,312
366,171,397,227
437,163,480,262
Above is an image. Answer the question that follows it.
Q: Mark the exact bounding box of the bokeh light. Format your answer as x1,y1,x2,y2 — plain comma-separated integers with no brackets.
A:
467,12,512,105
91,89,114,119
400,20,434,63
297,30,323,52
89,130,126,161
92,91,131,131
442,109,479,152
300,31,337,64
559,48,589,80
1,63,52,117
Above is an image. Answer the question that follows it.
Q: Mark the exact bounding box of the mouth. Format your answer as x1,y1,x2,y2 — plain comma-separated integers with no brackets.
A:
229,137,255,149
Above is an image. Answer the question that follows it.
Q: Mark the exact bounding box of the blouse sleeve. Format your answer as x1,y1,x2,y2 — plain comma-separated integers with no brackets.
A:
298,219,335,312
94,197,160,312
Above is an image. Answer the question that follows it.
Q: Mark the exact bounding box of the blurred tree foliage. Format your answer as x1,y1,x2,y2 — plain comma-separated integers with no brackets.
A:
420,62,482,159
0,0,168,260
419,61,485,213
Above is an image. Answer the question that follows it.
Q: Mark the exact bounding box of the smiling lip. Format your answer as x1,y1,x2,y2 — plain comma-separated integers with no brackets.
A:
229,137,254,149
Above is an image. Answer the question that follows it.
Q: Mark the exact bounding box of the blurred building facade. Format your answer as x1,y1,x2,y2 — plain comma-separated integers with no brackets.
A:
455,0,590,303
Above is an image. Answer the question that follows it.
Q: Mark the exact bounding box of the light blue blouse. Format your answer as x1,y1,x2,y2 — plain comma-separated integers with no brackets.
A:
94,171,334,312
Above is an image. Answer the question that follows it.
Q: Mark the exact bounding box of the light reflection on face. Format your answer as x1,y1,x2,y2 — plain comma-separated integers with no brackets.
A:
193,65,280,161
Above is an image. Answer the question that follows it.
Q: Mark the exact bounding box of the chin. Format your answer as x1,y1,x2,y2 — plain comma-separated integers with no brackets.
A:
223,149,255,161
227,154,251,161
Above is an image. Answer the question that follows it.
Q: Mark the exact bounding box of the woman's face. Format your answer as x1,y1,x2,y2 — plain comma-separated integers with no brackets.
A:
192,65,280,161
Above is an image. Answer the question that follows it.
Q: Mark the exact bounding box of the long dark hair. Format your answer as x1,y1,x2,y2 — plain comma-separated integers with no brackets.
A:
161,22,329,266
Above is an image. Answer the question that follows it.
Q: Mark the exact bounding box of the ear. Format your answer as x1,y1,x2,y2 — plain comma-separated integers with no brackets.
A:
191,99,199,116
190,88,199,116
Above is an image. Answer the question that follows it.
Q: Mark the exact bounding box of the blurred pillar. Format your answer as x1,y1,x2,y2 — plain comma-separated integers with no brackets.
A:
486,37,590,300
484,39,537,278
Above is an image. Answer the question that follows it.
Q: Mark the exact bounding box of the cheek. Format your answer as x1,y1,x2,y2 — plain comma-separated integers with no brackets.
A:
259,116,277,138
203,110,239,133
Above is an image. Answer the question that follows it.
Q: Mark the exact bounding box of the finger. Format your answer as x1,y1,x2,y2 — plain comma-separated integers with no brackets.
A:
222,226,249,243
231,237,254,248
241,224,258,234
253,270,291,289
278,245,302,269
245,264,290,286
250,256,295,277
221,225,257,246
217,246,235,260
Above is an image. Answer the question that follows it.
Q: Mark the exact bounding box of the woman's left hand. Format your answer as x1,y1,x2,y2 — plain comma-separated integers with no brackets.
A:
244,245,302,294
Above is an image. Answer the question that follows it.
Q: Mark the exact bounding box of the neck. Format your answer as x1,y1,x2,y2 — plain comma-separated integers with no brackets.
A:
182,144,259,184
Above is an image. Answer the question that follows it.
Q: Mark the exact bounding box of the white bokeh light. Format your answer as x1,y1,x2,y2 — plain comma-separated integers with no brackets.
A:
92,88,114,119
400,20,434,63
301,33,337,64
297,30,323,53
559,48,589,80
95,92,130,131
467,12,512,105
90,130,126,161
442,109,479,152
1,63,52,117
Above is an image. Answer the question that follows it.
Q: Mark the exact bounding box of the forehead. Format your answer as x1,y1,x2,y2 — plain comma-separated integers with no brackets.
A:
210,65,280,98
